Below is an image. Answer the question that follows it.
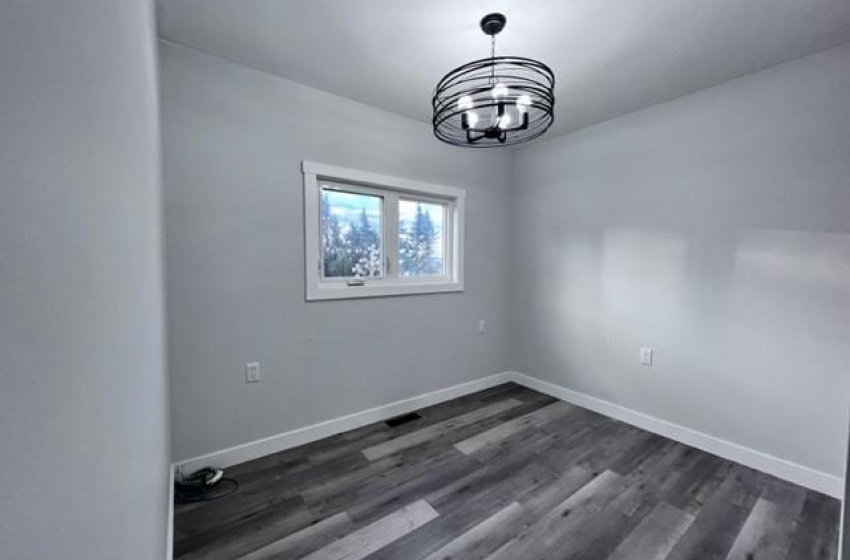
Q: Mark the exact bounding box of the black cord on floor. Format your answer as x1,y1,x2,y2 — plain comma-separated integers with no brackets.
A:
174,477,239,504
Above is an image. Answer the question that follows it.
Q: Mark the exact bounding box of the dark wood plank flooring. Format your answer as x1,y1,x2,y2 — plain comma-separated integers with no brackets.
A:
174,383,840,560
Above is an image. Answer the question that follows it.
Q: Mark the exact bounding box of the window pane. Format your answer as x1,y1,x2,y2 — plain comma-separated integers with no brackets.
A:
398,199,446,277
321,188,383,278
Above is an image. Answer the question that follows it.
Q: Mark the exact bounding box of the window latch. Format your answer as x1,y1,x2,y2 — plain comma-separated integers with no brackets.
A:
347,278,365,287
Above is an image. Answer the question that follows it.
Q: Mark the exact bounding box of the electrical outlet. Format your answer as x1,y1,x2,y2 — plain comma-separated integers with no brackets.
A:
246,362,261,383
639,347,653,366
478,320,487,334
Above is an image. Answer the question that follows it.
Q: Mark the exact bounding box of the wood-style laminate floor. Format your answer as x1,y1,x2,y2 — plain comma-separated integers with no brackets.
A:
174,383,840,560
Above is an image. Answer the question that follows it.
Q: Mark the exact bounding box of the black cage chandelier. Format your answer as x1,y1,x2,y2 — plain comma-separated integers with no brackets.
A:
432,13,555,147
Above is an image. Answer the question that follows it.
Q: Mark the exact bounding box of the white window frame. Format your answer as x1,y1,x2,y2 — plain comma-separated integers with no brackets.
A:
303,161,465,301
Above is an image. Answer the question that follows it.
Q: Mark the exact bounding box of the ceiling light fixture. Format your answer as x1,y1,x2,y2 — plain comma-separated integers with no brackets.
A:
432,13,555,147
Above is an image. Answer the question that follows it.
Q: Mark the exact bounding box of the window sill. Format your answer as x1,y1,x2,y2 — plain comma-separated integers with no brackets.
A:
306,280,464,301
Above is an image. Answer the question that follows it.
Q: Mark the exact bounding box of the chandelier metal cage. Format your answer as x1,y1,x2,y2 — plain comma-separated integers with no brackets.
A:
432,13,555,147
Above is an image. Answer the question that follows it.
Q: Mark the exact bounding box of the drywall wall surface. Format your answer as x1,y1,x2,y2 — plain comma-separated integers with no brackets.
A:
0,1,169,559
160,42,513,461
511,44,850,478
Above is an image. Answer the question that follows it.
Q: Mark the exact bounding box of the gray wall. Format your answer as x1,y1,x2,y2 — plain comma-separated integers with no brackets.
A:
0,1,169,559
511,44,850,479
160,42,513,462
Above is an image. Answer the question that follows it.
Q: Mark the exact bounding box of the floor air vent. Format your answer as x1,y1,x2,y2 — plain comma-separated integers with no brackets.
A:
384,412,422,427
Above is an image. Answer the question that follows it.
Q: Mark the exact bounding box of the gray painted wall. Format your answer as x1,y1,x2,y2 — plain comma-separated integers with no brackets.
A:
160,42,513,462
510,44,850,479
0,1,169,559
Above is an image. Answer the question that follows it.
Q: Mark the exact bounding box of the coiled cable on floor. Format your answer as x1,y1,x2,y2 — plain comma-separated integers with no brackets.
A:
174,468,240,504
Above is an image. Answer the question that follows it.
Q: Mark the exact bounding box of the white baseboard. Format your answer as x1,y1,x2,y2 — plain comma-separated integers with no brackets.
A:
174,372,513,473
508,371,844,499
171,369,843,499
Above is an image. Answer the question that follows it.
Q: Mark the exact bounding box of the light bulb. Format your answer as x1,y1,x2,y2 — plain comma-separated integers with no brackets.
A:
498,113,512,128
516,94,532,112
458,95,474,110
466,111,479,128
491,83,508,98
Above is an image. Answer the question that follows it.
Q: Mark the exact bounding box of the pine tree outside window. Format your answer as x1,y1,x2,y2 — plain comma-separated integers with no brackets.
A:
321,189,383,279
399,199,446,278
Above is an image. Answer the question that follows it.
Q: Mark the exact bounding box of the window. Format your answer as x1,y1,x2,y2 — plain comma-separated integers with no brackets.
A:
321,187,384,279
303,161,465,300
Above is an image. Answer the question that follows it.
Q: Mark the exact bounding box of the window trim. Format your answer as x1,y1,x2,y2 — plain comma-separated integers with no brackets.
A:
303,161,465,301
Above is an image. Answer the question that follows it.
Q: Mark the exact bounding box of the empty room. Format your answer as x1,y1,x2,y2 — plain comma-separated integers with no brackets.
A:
3,1,850,559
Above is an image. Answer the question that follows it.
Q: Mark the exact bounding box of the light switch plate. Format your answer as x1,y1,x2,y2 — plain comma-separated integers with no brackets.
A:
639,347,653,366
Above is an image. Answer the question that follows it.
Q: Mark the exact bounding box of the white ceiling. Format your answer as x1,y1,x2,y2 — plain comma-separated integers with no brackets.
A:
157,0,850,139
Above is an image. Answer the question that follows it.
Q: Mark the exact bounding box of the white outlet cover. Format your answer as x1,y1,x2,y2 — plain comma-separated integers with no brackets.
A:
246,362,261,383
639,347,653,365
